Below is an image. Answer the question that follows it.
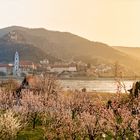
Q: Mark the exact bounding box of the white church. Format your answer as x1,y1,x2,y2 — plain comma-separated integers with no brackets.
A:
0,51,36,76
13,51,37,76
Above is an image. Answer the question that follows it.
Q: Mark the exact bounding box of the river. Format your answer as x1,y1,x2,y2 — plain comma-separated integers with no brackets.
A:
59,79,135,93
0,76,135,93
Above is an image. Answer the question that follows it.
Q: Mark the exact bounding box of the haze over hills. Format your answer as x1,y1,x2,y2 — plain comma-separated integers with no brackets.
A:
113,46,140,59
0,26,140,75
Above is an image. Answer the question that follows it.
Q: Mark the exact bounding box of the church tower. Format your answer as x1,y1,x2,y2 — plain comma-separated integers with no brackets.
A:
13,51,20,76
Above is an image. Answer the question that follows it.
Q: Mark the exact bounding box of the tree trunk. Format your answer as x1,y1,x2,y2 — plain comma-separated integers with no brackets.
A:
32,112,37,129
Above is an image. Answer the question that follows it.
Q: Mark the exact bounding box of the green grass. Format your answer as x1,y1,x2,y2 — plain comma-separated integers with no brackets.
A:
16,127,44,140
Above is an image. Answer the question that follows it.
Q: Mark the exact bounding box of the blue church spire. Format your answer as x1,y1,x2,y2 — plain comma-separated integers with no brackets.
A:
13,51,20,76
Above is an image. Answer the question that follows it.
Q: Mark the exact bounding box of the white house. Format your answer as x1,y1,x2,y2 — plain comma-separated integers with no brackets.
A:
19,60,37,74
0,64,13,75
49,65,77,73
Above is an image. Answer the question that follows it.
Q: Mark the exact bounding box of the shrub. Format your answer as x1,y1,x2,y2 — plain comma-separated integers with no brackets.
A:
0,110,22,140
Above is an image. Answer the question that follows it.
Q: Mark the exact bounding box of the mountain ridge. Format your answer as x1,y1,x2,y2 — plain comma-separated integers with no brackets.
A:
0,26,140,75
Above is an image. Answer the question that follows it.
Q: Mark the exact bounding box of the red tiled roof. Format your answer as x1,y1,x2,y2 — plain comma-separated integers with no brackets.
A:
20,61,34,66
51,65,76,68
50,63,77,68
0,64,13,68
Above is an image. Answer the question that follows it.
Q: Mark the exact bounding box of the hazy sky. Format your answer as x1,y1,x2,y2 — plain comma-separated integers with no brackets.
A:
0,0,140,46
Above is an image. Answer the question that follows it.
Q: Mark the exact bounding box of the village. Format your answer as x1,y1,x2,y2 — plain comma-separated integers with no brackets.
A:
0,51,115,79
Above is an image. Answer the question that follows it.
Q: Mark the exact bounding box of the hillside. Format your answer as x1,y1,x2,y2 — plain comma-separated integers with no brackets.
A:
0,26,127,62
0,26,140,75
0,30,60,63
113,46,140,59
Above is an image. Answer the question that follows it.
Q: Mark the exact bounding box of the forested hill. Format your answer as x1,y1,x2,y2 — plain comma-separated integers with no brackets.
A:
0,26,140,75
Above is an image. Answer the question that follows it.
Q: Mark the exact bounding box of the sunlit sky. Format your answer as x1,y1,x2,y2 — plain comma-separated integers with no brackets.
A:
0,0,140,46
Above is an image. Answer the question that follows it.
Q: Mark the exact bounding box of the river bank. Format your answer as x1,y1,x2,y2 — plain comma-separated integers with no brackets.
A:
0,75,138,81
59,76,138,81
0,76,135,93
